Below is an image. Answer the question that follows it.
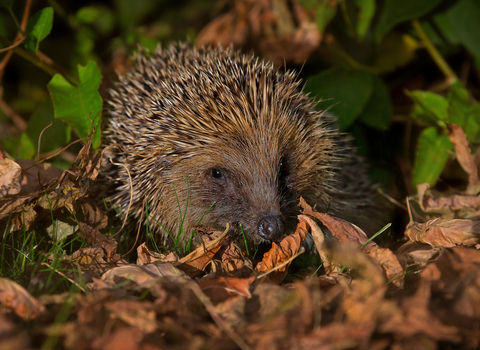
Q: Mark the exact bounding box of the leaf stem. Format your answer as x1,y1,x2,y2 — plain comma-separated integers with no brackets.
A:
412,20,457,85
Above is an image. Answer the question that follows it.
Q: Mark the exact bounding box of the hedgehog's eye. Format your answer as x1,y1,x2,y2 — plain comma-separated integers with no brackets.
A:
211,168,225,180
278,157,290,190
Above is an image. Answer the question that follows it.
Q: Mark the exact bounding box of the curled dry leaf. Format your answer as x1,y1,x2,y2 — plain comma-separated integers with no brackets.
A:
417,183,480,217
0,158,22,198
448,124,480,193
300,197,373,248
405,217,480,247
137,242,179,265
219,240,253,277
254,219,307,284
300,197,404,286
298,214,333,273
175,225,230,278
199,276,255,304
0,277,45,320
396,241,444,270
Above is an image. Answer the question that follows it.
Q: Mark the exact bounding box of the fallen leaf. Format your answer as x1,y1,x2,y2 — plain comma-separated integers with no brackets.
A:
199,276,255,304
0,278,45,320
405,217,480,247
105,300,158,333
300,197,374,249
176,225,230,278
219,241,253,277
417,183,480,217
448,124,480,193
298,214,333,273
254,220,307,283
101,263,188,288
0,158,22,198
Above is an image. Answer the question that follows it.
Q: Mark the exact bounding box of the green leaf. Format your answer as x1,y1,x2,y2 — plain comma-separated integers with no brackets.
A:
47,61,103,148
358,75,392,130
447,81,480,142
75,5,115,35
445,0,480,57
376,0,443,38
355,0,375,38
0,0,14,9
305,67,373,130
25,7,54,53
408,90,448,123
412,127,452,187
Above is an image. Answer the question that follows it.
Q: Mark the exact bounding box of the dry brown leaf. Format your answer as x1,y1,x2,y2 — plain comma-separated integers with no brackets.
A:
0,158,22,198
137,243,179,265
101,263,188,288
0,135,102,230
93,327,142,350
298,214,334,273
0,278,45,320
396,241,444,269
365,247,404,287
422,248,480,321
378,277,460,342
328,243,387,325
219,240,253,277
254,219,307,283
137,242,161,265
175,225,230,278
199,276,255,304
300,197,374,249
405,217,480,247
417,183,480,217
448,124,480,192
300,322,373,349
105,300,158,333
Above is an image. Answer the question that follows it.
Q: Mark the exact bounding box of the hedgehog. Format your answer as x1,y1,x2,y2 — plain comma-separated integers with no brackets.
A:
100,42,381,248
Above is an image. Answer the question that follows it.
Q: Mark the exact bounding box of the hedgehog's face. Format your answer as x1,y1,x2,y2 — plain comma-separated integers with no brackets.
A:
187,144,298,244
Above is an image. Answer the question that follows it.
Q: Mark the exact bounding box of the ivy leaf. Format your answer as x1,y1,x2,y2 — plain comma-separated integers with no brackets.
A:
305,67,373,130
47,61,103,148
376,0,443,38
355,0,375,39
25,7,54,53
447,81,480,142
412,127,452,187
445,0,480,58
408,90,448,123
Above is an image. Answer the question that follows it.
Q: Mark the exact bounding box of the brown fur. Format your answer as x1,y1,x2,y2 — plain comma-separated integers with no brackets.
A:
100,43,381,247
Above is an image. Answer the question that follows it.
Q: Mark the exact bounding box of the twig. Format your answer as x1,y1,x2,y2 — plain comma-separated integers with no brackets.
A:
0,35,26,53
412,20,457,85
0,97,28,131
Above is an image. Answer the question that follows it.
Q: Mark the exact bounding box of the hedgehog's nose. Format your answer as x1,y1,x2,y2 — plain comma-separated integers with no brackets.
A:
258,215,285,241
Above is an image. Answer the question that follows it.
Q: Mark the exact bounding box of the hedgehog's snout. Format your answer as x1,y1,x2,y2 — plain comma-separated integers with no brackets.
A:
257,214,285,241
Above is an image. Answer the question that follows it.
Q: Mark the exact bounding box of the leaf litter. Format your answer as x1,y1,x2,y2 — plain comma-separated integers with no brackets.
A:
1,125,480,349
